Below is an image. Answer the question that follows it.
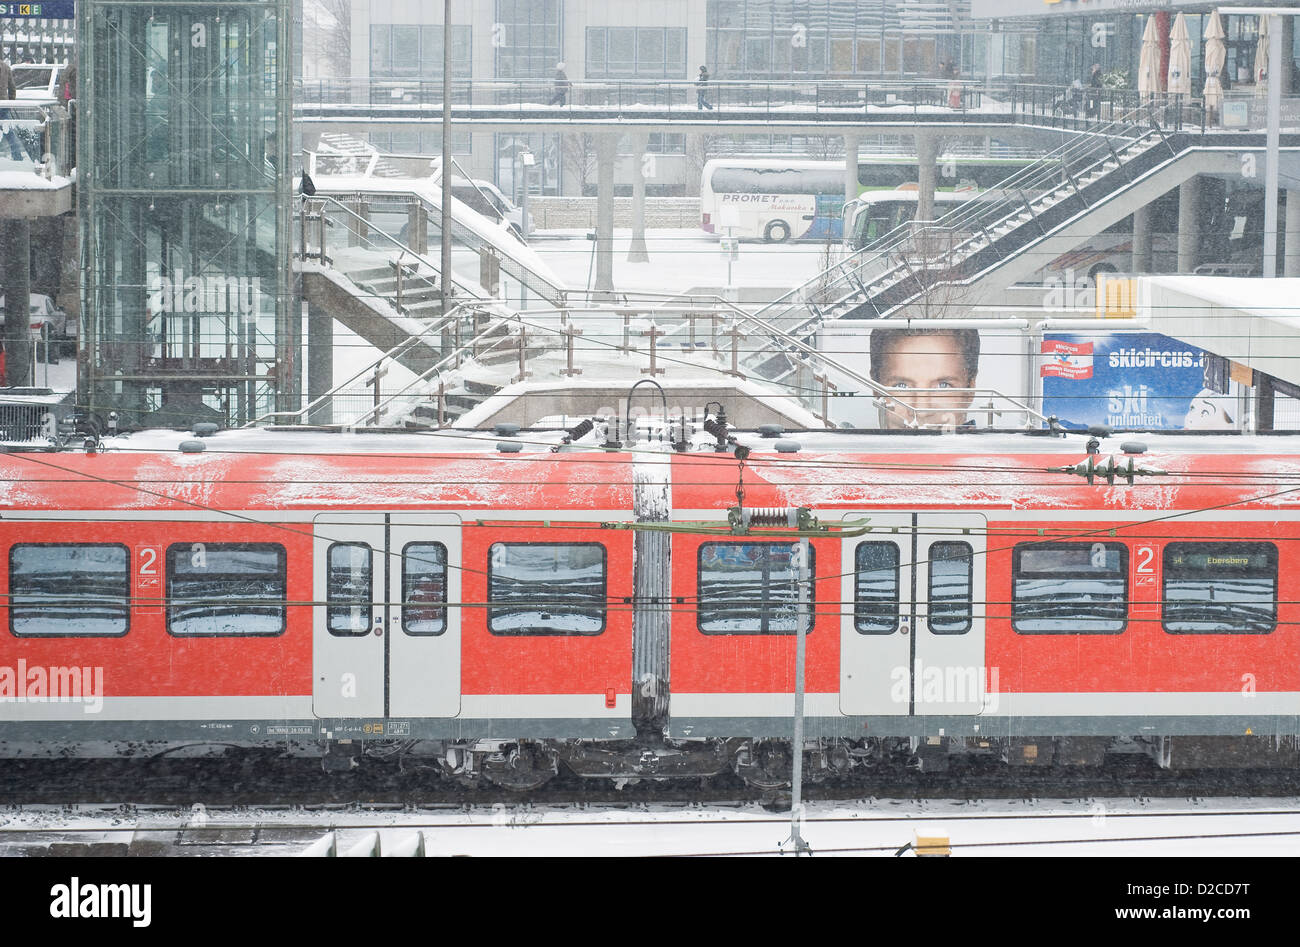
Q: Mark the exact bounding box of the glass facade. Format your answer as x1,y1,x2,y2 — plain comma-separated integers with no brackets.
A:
80,1,292,428
706,0,967,78
493,0,564,195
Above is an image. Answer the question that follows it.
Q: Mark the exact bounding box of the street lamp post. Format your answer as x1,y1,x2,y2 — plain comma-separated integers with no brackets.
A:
518,150,534,240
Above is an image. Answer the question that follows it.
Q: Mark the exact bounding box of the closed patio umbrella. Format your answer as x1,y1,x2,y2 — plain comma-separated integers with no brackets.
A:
1138,16,1161,102
1167,12,1192,96
1203,10,1226,116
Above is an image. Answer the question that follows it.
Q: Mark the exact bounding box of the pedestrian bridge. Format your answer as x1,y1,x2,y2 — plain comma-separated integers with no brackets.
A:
295,77,1241,139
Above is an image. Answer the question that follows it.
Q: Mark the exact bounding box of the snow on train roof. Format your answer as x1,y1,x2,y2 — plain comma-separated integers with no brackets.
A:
5,426,1300,514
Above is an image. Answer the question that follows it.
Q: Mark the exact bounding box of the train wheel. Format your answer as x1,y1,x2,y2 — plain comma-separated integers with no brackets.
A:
481,744,557,792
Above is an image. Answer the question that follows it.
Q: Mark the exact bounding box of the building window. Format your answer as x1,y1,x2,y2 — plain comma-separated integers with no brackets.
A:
9,544,129,637
494,0,562,80
928,542,973,635
1163,543,1276,634
488,543,606,635
369,24,472,80
586,27,688,78
854,542,899,635
167,543,287,636
402,543,448,636
327,543,372,637
1012,542,1127,634
698,542,815,635
647,132,686,154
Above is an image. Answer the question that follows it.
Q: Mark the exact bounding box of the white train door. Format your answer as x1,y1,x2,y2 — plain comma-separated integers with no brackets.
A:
839,514,913,716
387,513,461,718
840,513,987,716
314,514,386,718
313,513,461,719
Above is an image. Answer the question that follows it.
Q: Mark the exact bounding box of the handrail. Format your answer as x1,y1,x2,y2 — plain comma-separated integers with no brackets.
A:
243,302,476,427
751,102,1170,337
298,194,487,301
309,183,566,306
349,305,527,427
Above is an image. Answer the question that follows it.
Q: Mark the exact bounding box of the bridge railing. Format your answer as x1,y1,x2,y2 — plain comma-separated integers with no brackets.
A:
295,76,996,114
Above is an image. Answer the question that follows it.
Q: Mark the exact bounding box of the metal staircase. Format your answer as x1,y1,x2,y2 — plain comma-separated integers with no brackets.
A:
748,106,1179,340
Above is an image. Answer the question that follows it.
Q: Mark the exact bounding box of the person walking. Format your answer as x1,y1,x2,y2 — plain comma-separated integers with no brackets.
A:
547,62,570,106
1086,63,1103,119
696,65,713,110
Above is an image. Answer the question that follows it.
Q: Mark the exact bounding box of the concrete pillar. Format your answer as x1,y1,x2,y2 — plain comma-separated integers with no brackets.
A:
1285,189,1300,277
1132,202,1153,273
843,132,860,209
915,132,939,224
1,218,32,387
306,299,334,425
347,199,369,247
594,133,620,297
628,133,649,263
407,201,428,255
1177,176,1200,273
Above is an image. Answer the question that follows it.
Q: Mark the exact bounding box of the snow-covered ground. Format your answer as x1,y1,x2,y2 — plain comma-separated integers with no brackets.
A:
526,227,829,300
3,797,1297,857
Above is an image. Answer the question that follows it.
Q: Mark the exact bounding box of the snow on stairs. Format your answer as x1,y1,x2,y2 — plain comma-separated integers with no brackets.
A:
342,261,446,322
400,322,549,430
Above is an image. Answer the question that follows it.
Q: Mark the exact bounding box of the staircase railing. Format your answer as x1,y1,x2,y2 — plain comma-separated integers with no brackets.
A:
244,302,481,427
748,102,1173,340
298,194,491,306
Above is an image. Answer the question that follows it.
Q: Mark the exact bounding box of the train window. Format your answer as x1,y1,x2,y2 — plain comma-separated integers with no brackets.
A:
166,543,286,636
488,543,606,636
854,542,899,634
327,543,373,636
1162,542,1277,634
1012,542,1127,634
9,544,129,637
928,542,973,635
402,542,448,635
698,542,815,635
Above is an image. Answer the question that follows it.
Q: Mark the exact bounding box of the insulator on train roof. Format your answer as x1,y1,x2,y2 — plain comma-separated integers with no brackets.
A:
703,406,730,452
1087,424,1112,438
192,422,220,438
775,441,800,453
563,418,595,444
1120,441,1147,455
178,440,205,454
496,441,523,454
758,424,783,438
494,423,520,437
672,416,691,453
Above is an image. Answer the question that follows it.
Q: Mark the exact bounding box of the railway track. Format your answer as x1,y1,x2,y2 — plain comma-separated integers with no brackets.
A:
2,756,1298,808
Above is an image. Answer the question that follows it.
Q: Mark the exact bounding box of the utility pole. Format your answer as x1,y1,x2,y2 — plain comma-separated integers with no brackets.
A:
440,0,453,346
783,521,812,856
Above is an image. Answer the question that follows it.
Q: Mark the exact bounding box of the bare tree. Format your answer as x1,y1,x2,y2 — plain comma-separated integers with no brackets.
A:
306,0,352,78
684,133,721,197
562,132,598,195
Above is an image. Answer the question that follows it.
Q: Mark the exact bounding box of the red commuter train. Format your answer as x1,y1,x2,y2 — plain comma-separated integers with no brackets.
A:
0,426,1296,787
